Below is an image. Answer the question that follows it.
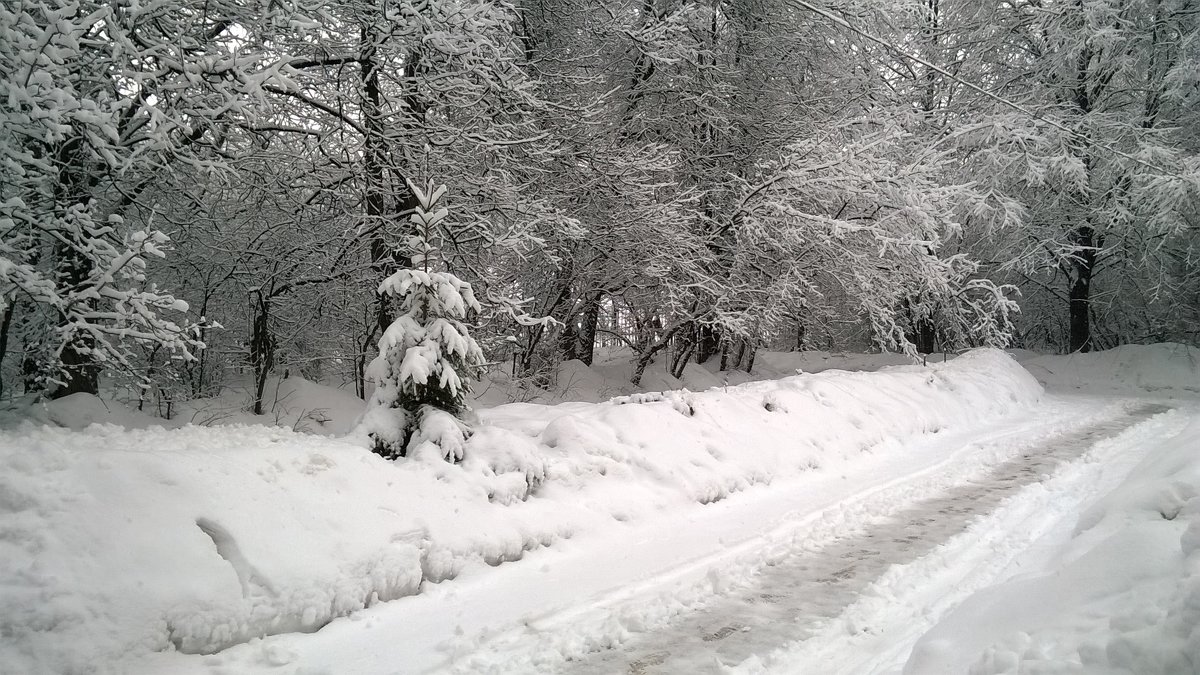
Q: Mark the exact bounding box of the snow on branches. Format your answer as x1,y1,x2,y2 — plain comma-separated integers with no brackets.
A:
0,202,200,393
728,115,1020,355
361,179,485,462
0,0,310,396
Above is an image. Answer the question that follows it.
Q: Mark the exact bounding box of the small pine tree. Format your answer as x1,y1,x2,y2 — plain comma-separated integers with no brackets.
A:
360,179,486,461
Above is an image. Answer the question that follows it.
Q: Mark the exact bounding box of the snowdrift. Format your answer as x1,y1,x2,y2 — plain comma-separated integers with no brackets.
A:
0,349,1040,674
1018,342,1200,395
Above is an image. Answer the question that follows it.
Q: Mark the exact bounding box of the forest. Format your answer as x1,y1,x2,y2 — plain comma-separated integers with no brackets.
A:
2,0,1198,419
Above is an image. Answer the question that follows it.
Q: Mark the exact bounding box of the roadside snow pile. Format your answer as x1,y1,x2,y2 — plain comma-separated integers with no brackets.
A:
1019,343,1200,395
0,348,1039,674
904,409,1200,675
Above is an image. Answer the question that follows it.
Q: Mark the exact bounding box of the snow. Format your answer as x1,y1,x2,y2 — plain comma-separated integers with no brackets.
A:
15,374,369,435
3,344,1199,675
899,410,1200,675
471,347,935,406
1017,342,1200,396
455,398,1166,675
0,348,1039,674
727,404,1191,675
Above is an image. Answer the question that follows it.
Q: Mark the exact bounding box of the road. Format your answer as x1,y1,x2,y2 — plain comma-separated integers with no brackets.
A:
558,403,1172,674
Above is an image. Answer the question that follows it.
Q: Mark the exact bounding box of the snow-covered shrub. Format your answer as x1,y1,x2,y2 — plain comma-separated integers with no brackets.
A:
361,179,485,460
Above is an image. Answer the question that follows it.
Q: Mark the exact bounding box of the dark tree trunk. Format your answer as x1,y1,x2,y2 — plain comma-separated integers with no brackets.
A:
670,340,693,379
694,324,721,364
729,339,747,371
356,320,378,401
54,337,99,399
51,240,99,399
249,290,275,415
1068,226,1096,353
630,320,691,386
362,20,393,339
914,318,937,355
558,317,580,362
0,300,13,398
576,292,601,366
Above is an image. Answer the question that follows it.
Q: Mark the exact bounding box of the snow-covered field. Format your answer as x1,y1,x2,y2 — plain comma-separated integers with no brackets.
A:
1,345,1198,674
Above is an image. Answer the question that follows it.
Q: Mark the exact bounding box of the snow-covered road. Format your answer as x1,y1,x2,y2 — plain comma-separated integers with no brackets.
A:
560,403,1173,674
130,394,1193,675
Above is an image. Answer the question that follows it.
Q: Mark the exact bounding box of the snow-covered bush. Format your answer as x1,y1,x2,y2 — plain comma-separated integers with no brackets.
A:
361,180,485,460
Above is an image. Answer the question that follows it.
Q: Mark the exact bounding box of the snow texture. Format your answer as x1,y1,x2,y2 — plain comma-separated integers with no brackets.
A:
0,348,1039,673
902,411,1200,675
1018,343,1200,396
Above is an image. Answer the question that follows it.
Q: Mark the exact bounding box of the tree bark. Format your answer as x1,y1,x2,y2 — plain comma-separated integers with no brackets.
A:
0,299,13,398
694,323,721,364
52,237,100,399
576,291,602,366
1068,225,1096,353
361,20,392,339
249,290,275,415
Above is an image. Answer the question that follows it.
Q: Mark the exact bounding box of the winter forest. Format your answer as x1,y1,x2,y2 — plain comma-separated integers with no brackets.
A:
6,1,1200,672
3,0,1199,425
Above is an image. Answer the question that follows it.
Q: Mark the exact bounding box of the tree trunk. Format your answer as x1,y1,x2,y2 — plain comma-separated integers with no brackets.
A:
670,340,694,379
52,240,99,399
915,317,937,354
577,292,602,366
694,324,721,364
361,20,392,339
55,338,99,399
630,320,691,386
1068,225,1096,353
50,134,104,400
0,299,13,398
729,339,747,371
558,319,580,361
249,290,274,415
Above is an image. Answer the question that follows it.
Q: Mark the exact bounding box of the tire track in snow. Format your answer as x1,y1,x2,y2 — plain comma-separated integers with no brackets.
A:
565,403,1172,675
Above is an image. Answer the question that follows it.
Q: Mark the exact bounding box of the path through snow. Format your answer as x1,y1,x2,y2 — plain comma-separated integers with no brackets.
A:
521,404,1172,674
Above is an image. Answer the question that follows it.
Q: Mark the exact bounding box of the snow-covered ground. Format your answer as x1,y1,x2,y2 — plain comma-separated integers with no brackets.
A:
1,344,1198,674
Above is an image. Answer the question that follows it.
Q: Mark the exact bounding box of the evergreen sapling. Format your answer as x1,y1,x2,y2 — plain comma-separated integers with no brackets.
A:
360,179,485,461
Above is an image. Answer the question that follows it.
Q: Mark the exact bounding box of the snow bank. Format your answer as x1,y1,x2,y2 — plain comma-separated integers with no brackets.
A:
1018,343,1200,395
903,409,1200,675
0,348,1040,673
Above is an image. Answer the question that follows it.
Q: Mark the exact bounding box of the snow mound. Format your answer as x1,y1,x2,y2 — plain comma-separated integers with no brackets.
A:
0,424,428,674
0,348,1041,673
1018,343,1200,395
